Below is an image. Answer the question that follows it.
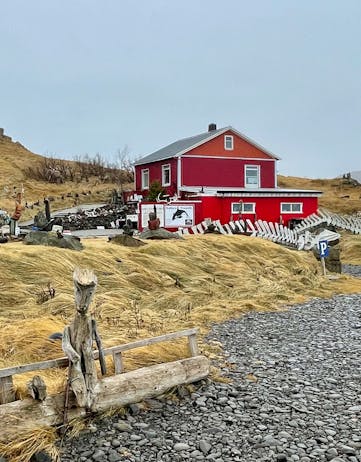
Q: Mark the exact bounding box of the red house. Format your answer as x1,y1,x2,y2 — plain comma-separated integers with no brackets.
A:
133,124,321,229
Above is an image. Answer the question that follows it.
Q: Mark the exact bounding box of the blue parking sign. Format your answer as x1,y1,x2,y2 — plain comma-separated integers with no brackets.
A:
318,240,329,258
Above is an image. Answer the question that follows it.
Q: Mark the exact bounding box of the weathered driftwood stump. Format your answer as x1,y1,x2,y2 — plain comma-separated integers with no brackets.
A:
62,268,105,411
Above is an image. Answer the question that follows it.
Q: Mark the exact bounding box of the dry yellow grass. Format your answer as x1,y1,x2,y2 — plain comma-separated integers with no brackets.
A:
278,175,361,214
1,235,361,396
340,233,361,265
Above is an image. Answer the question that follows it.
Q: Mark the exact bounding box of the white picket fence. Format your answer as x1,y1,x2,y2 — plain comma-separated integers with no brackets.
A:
293,209,361,235
177,209,361,251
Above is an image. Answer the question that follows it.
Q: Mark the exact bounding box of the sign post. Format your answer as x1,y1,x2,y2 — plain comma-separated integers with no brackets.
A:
318,240,329,276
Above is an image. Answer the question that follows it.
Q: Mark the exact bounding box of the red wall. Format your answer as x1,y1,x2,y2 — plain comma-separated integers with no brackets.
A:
181,157,275,188
137,196,318,230
187,129,275,159
199,196,318,226
135,158,178,197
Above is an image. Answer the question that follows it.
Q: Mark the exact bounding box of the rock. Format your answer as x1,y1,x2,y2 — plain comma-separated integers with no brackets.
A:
113,421,132,432
24,231,83,250
138,228,182,240
199,440,211,454
174,443,190,451
109,235,146,247
30,453,53,462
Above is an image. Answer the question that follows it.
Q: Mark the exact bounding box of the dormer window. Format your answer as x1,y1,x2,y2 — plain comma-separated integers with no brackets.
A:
224,135,234,150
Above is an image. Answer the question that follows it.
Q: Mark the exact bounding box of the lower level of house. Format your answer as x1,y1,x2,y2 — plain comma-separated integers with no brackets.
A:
136,187,322,231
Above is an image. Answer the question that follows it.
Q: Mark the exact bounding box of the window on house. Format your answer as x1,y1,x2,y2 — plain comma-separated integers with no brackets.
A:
245,165,260,188
162,164,171,186
280,203,303,213
231,202,256,214
141,169,149,189
224,135,234,150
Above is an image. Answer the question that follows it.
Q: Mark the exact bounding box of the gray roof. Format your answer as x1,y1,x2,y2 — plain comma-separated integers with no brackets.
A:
134,126,227,166
134,126,281,166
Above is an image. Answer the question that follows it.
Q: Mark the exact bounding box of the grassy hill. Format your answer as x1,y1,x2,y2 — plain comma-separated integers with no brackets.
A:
279,175,361,215
0,135,122,220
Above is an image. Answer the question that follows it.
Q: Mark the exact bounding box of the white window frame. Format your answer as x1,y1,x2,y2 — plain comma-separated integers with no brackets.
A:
280,202,303,214
224,135,234,150
161,163,171,186
245,165,260,188
231,202,256,214
141,168,149,190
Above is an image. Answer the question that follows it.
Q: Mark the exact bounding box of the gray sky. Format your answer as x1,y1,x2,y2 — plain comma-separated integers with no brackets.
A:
1,0,360,178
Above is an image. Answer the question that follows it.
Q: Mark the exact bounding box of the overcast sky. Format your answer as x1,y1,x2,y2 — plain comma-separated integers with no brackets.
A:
1,0,360,178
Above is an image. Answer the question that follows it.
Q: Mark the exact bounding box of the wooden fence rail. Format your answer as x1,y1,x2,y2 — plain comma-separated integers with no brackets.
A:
0,328,199,404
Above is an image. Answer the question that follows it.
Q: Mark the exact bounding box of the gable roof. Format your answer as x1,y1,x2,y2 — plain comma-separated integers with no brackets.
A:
134,126,280,166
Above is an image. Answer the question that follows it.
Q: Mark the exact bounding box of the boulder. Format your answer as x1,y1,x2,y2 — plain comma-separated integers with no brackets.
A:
138,228,182,240
24,231,83,250
109,235,146,247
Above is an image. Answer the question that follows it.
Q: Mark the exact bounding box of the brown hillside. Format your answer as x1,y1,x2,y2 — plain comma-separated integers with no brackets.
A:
0,135,122,219
278,175,361,215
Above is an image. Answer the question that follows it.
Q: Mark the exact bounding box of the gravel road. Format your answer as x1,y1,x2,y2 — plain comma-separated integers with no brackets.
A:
57,266,361,462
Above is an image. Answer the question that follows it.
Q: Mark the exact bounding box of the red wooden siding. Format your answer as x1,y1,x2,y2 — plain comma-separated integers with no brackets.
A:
200,196,318,225
186,130,274,159
181,157,276,188
135,158,178,196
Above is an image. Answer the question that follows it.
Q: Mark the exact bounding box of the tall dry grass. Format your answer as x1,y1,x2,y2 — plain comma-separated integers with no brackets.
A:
1,235,361,394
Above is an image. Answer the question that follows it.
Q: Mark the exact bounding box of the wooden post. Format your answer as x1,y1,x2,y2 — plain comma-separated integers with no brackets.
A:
321,257,327,276
113,352,123,374
188,333,199,357
0,376,15,404
62,268,99,410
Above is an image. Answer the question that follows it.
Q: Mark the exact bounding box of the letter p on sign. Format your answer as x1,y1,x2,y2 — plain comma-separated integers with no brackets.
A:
318,240,329,258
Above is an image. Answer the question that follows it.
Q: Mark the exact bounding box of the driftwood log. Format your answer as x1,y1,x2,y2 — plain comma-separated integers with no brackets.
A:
0,355,209,442
27,375,47,401
62,268,106,411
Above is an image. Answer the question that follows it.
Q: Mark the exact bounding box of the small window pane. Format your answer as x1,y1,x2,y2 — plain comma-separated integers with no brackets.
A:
242,203,255,213
231,203,241,213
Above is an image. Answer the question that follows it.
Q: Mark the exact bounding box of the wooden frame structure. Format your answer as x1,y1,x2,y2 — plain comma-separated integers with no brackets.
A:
0,328,200,405
0,328,208,443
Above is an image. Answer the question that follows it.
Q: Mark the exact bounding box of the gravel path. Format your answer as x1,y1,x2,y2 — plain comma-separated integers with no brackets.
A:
58,266,361,462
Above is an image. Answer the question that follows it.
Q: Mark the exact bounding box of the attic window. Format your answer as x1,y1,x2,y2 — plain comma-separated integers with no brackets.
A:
224,135,234,150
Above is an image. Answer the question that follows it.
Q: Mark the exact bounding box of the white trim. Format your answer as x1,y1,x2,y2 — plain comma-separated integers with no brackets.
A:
161,163,171,186
224,135,234,150
280,202,303,213
141,168,150,190
274,167,278,188
181,154,275,161
179,185,322,197
219,192,321,197
177,156,182,196
245,164,260,189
